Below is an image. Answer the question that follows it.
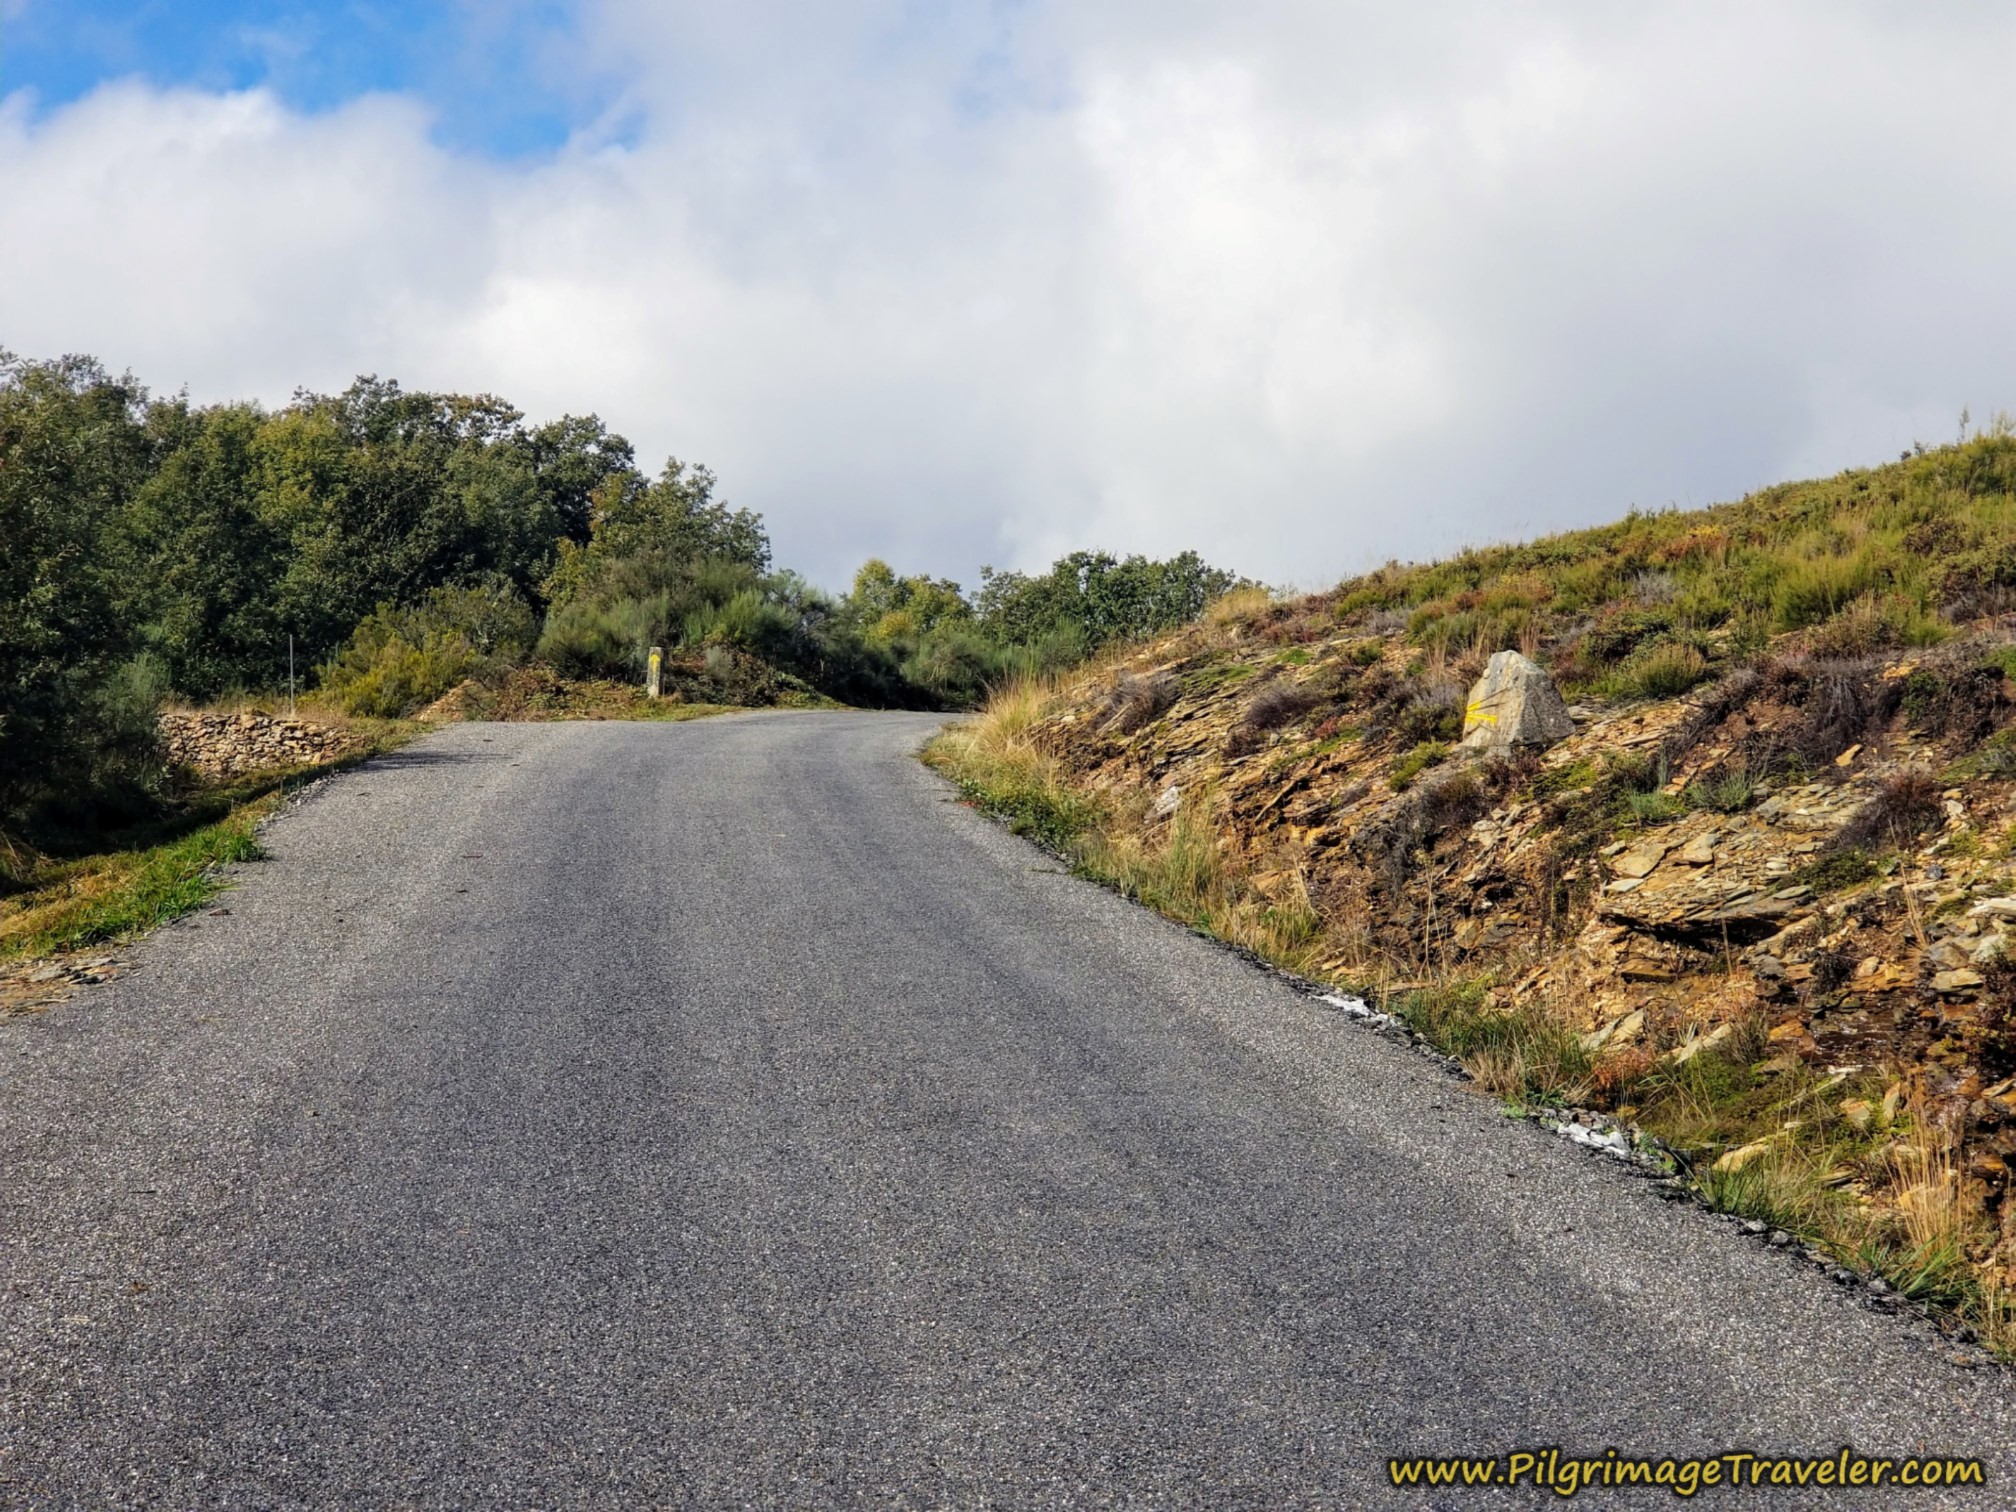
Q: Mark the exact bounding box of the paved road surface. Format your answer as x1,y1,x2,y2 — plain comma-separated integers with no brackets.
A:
2,712,2011,1508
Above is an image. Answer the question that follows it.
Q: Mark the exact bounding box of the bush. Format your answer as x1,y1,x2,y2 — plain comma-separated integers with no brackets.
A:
537,594,664,680
1770,545,1891,631
1101,670,1179,734
1240,681,1318,735
322,581,537,717
1831,770,1944,853
1618,640,1710,699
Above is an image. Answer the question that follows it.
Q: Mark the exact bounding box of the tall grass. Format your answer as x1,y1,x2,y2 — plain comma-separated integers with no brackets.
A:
926,676,1324,968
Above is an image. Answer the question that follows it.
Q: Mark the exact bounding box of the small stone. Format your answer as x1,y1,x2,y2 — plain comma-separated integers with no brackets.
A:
1867,1276,1891,1295
1741,1218,1767,1235
1612,841,1670,879
1933,969,1985,994
1151,783,1181,819
1767,1230,1794,1247
1674,832,1719,866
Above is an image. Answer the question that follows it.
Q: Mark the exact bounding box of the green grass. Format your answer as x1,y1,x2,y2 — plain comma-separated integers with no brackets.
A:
1389,740,1450,791
1625,789,1687,825
1683,770,1757,813
3,804,268,962
1327,429,2016,691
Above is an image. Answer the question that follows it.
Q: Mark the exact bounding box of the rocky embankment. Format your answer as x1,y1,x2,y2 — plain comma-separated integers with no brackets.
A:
1027,609,2016,1294
160,710,362,781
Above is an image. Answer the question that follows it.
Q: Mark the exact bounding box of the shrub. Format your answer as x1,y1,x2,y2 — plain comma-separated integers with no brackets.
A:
1100,670,1178,734
1240,681,1318,736
537,594,663,680
1770,544,1890,631
1831,770,1944,853
1619,641,1709,700
323,581,537,717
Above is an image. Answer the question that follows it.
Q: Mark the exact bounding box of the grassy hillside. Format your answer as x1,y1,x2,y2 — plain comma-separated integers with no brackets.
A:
931,433,2016,1358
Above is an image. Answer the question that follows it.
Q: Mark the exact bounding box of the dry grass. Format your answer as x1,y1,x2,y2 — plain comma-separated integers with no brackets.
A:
928,678,1326,970
1204,585,1276,627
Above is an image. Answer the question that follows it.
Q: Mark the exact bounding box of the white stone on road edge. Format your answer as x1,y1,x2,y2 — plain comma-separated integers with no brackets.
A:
1317,991,1642,1163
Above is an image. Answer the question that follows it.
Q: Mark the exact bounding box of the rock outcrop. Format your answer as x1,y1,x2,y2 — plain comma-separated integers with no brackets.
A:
1020,607,2016,1290
1461,650,1575,751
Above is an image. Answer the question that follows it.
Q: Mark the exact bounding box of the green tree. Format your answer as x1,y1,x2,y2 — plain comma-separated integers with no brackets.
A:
124,400,288,697
846,558,972,643
0,353,162,825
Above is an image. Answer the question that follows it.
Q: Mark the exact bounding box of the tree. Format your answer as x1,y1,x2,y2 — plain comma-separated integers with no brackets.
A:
514,414,638,545
124,400,288,697
846,559,971,643
0,353,162,824
973,549,1242,650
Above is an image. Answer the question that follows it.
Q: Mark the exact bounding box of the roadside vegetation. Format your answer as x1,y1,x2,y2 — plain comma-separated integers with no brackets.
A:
2,347,1240,970
0,733,410,977
930,426,2016,1358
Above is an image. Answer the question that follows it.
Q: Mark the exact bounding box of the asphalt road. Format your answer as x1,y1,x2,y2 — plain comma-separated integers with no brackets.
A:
2,711,2012,1509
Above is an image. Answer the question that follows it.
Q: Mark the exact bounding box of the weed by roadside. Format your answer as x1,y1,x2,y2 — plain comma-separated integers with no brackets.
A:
2,737,412,972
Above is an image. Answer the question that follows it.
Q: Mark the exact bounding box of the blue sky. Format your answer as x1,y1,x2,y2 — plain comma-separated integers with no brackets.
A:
1,0,594,155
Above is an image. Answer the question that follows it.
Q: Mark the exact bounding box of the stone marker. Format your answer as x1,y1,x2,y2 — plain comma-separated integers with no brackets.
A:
1460,650,1575,751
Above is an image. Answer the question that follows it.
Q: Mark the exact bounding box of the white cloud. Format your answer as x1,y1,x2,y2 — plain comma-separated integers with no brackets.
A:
6,2,2016,590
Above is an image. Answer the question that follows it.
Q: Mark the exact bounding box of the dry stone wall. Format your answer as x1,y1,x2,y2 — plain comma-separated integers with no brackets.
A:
160,711,360,781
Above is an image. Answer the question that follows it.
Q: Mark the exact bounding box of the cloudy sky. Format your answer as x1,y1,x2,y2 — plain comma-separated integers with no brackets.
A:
3,2,2012,592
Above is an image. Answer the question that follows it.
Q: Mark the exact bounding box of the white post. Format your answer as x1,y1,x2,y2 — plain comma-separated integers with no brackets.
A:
646,645,663,699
